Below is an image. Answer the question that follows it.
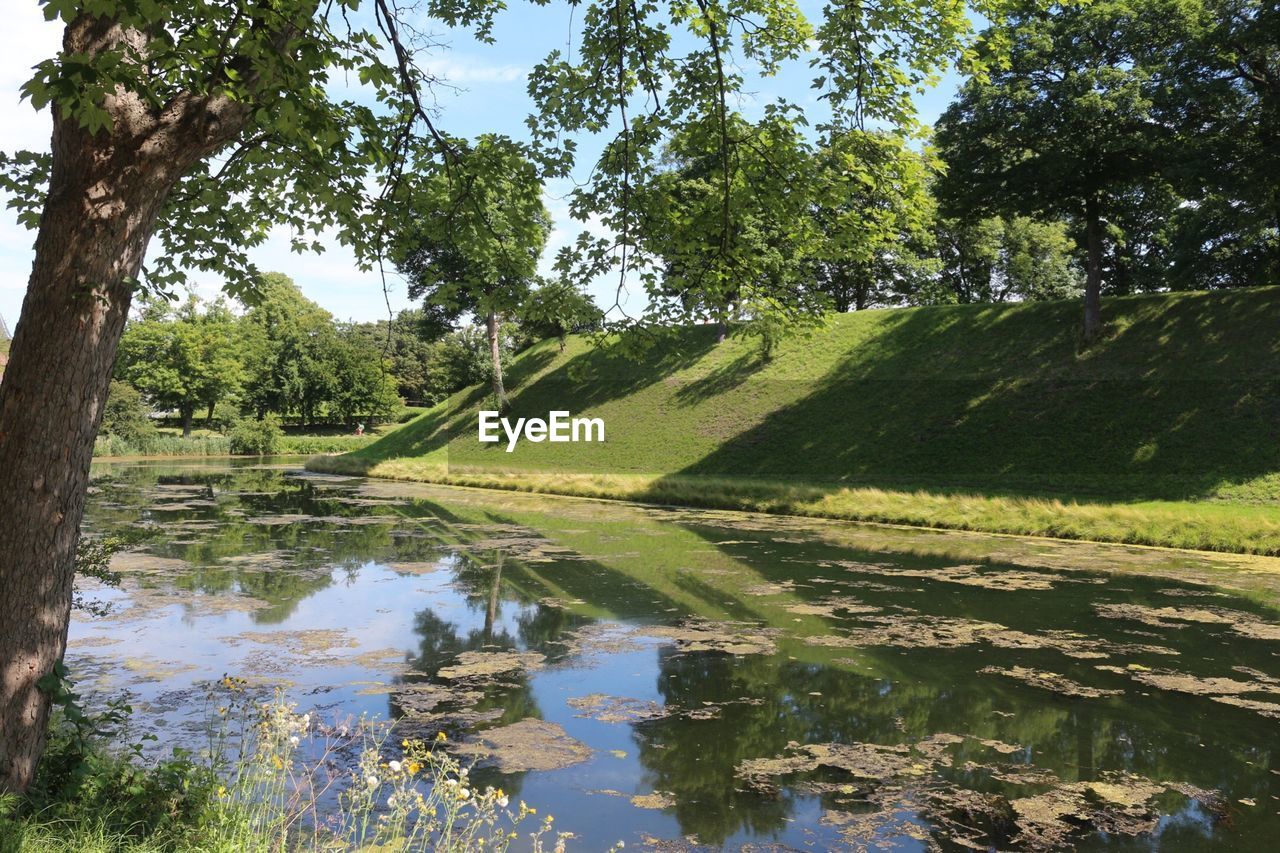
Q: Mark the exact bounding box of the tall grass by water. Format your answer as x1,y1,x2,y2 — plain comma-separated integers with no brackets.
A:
3,678,580,853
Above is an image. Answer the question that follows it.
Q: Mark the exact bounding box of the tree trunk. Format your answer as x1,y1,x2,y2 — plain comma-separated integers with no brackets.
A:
486,310,507,410
180,405,194,438
1083,198,1104,344
205,401,216,426
0,14,251,795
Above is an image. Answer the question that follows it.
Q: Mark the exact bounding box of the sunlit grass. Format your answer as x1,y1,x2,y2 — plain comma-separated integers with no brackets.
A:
308,455,1280,556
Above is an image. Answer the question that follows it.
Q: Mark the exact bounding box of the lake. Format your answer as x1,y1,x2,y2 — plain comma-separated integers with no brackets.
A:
73,459,1280,850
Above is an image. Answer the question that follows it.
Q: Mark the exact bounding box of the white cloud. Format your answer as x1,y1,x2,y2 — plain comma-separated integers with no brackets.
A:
422,56,526,85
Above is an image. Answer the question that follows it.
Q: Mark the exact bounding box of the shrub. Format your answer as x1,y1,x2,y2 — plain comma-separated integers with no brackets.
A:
100,380,157,445
228,414,284,456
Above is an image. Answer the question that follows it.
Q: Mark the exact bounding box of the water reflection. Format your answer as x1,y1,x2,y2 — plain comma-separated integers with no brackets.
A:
74,460,1280,850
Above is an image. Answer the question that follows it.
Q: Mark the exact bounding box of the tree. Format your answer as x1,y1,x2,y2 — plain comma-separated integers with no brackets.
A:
115,296,243,436
239,273,339,426
935,216,1082,305
392,135,550,410
331,324,401,425
620,110,824,348
936,2,1166,341
1135,0,1280,286
517,278,604,351
0,0,1014,794
806,133,940,312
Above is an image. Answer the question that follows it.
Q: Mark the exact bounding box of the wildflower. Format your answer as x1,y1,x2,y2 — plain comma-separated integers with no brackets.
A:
387,793,398,808
401,739,411,748
406,760,421,775
388,760,402,773
289,735,300,747
271,755,284,770
497,796,509,808
435,731,448,742
366,774,379,788
217,785,228,798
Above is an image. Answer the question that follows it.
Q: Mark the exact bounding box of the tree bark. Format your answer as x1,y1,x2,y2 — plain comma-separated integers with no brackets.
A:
180,405,194,438
1083,198,1104,344
486,310,507,410
0,14,251,794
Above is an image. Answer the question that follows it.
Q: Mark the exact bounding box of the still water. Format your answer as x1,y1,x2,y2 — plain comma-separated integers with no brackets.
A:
74,459,1280,850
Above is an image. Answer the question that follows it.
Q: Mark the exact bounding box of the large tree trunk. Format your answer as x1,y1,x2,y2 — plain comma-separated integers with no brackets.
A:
486,310,507,411
0,15,251,795
1083,198,1104,344
180,405,194,438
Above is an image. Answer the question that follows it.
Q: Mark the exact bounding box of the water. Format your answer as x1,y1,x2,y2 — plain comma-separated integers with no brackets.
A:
73,459,1280,850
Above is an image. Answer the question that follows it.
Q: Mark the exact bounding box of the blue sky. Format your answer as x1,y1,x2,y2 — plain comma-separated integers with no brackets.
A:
0,1,965,330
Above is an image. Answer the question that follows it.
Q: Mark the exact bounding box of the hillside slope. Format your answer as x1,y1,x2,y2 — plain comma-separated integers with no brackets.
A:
341,289,1280,498
311,288,1280,553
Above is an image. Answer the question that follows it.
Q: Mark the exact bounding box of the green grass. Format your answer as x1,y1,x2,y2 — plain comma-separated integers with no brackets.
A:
93,421,412,458
305,287,1280,553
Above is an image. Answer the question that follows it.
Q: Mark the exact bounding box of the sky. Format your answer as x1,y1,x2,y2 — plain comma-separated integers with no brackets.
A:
0,1,964,332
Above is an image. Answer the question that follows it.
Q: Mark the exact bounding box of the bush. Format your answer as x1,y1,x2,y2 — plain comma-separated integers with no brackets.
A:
227,414,284,455
100,381,157,445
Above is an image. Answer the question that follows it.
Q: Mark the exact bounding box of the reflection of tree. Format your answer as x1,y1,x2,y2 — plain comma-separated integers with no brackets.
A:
84,464,460,623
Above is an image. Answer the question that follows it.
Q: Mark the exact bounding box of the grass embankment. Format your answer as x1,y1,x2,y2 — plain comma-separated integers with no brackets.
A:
310,288,1280,555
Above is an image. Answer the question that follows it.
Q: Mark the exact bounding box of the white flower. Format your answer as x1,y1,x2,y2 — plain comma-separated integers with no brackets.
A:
301,713,310,727
365,775,379,788
442,778,459,788
387,793,398,808
388,760,402,773
459,768,469,778
497,796,509,808
459,788,471,800
289,735,299,747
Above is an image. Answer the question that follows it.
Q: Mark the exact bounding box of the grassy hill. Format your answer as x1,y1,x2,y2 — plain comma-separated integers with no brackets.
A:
310,288,1280,554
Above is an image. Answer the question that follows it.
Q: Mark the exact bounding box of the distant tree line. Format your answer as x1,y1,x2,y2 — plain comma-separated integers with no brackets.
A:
108,271,599,437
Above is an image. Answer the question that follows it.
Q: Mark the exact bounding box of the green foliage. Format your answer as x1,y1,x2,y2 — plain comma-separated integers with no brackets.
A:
115,295,243,433
16,664,214,847
935,216,1083,304
239,274,340,425
227,415,284,456
100,380,158,445
806,133,942,312
516,279,603,351
394,135,550,320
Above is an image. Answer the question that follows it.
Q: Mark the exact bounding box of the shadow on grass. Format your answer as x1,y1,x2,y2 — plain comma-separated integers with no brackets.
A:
668,288,1280,503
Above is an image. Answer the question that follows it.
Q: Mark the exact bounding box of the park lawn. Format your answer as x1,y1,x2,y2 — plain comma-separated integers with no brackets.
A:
309,287,1280,555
